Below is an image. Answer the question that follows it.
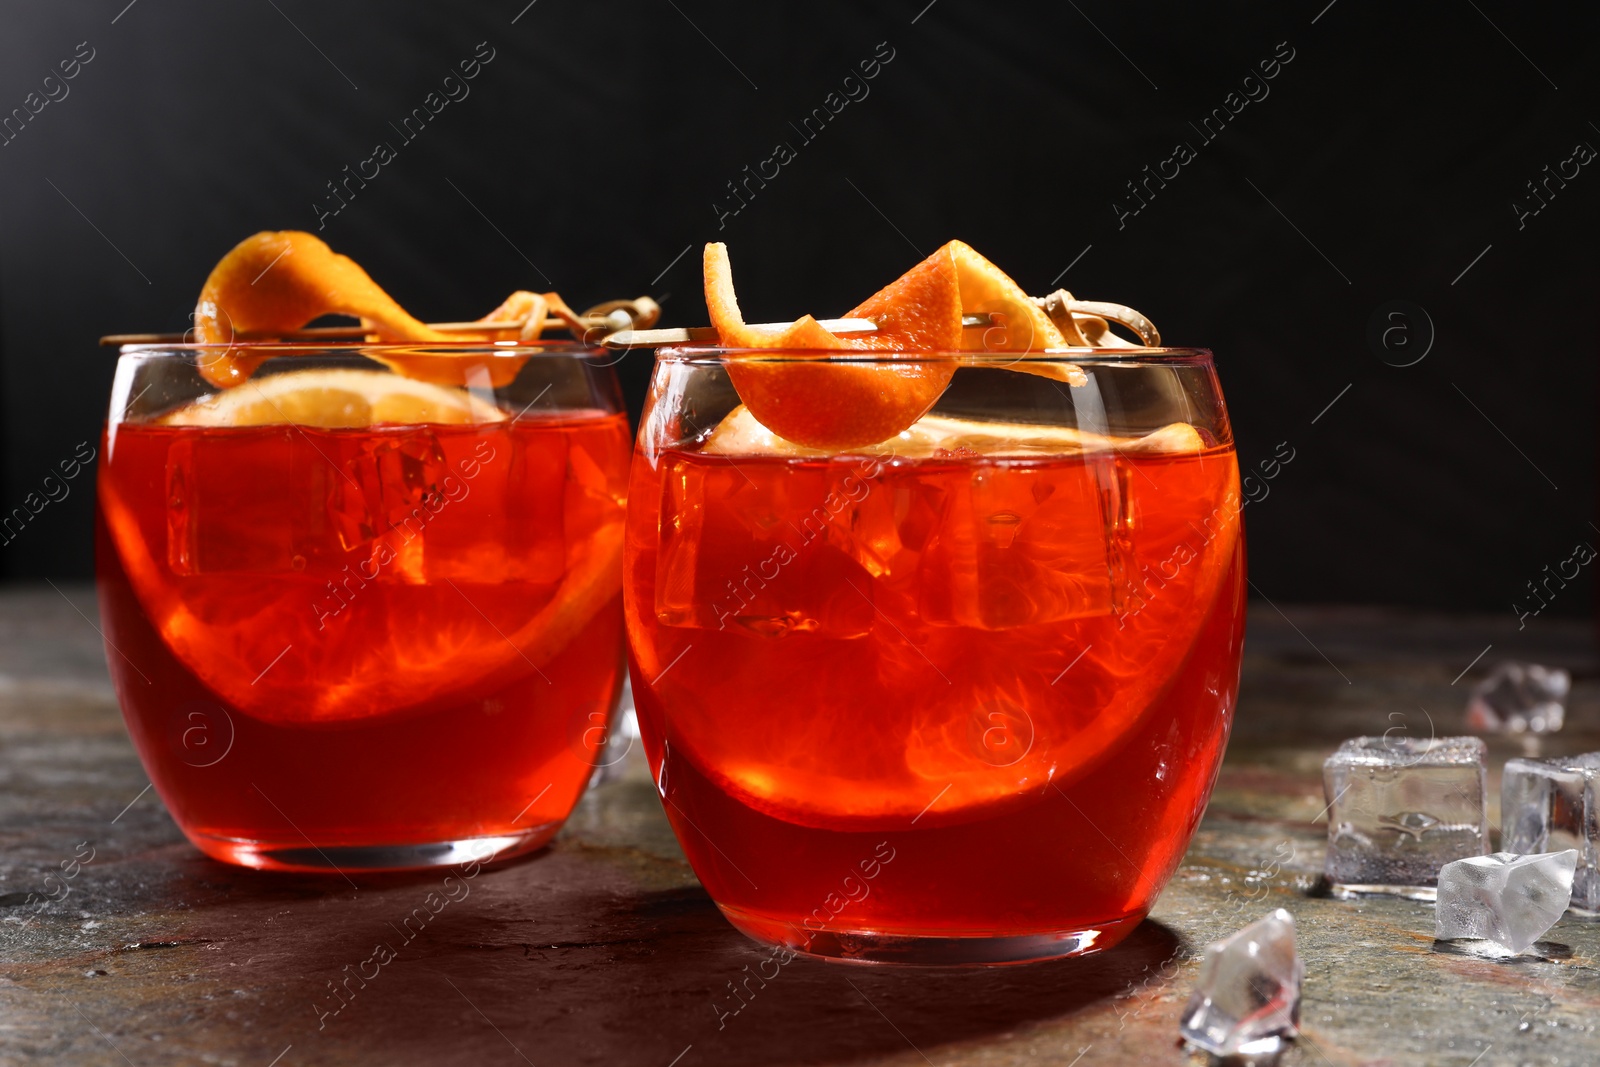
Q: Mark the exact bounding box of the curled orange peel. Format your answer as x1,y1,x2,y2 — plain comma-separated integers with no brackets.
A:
704,240,1094,449
192,231,580,389
706,242,962,450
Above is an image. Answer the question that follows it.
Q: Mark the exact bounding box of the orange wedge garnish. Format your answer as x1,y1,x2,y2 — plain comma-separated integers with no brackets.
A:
706,240,1093,449
192,231,577,390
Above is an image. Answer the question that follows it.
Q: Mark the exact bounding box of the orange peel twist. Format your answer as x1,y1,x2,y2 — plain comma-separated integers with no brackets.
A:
192,231,581,389
705,240,1095,449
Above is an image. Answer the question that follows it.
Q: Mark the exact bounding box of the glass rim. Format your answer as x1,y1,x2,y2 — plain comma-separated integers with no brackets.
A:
656,345,1213,366
114,340,610,358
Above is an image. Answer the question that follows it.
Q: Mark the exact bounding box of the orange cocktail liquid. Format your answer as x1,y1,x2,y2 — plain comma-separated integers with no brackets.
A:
97,411,629,869
626,443,1244,954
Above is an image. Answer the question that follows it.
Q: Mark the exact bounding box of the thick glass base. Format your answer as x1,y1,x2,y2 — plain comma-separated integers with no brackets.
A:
719,904,1143,966
1329,881,1437,902
188,823,560,874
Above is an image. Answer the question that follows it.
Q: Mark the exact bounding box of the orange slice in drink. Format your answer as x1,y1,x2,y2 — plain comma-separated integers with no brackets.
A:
101,370,622,723
644,444,1238,829
702,405,1206,458
161,368,506,428
100,502,624,725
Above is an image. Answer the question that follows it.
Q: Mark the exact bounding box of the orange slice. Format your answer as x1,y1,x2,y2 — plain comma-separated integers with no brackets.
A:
702,404,1206,458
192,231,571,390
101,469,623,723
161,368,506,428
101,372,621,722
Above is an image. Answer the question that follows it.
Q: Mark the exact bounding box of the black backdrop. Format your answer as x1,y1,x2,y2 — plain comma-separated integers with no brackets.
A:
0,0,1595,621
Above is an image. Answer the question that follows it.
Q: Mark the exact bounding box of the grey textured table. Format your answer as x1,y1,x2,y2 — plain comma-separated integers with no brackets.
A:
3,587,1598,1067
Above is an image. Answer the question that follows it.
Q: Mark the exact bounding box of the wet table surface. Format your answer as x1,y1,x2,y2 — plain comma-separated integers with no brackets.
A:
3,586,1599,1067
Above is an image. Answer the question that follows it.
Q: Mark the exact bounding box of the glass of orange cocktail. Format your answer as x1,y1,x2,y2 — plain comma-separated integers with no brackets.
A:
625,344,1244,963
97,343,630,871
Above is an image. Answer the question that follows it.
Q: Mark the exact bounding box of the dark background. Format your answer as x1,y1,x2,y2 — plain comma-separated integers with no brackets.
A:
0,0,1594,623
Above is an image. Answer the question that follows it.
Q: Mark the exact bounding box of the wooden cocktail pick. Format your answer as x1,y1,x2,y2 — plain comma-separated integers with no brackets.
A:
98,296,663,347
599,296,1160,349
101,294,1160,351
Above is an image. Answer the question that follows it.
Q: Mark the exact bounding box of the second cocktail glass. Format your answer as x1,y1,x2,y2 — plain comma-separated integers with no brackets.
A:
625,346,1245,964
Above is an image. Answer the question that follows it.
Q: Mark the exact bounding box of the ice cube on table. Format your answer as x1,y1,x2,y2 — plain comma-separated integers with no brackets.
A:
1322,736,1488,899
1467,661,1570,733
1503,753,1600,913
1435,850,1577,955
1180,909,1303,1058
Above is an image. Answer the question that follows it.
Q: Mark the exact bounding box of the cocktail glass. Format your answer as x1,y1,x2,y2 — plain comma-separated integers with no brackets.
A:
625,347,1245,964
97,344,630,871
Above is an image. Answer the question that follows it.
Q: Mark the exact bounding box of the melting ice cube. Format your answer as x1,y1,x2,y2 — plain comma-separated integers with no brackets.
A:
1435,850,1577,955
1503,753,1600,913
653,454,877,637
329,431,449,551
166,430,298,574
916,462,1112,629
1180,909,1303,1058
1466,661,1570,734
1322,736,1488,898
